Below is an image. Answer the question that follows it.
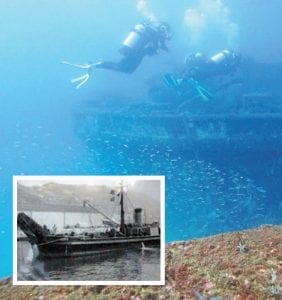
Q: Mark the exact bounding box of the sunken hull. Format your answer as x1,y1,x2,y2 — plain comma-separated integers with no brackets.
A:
17,212,160,259
77,109,282,153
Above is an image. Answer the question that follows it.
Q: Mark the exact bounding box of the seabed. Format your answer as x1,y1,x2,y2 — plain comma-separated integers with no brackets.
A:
2,225,281,299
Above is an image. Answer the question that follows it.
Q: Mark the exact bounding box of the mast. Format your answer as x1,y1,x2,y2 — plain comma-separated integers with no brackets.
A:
120,181,125,234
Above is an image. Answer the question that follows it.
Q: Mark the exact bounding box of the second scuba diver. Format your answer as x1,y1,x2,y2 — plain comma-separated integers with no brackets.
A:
164,49,242,101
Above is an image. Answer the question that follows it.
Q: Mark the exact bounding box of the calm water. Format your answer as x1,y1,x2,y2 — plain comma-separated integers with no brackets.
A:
17,241,160,281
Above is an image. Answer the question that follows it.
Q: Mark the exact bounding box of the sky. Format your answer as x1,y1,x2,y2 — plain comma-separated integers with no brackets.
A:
17,176,156,189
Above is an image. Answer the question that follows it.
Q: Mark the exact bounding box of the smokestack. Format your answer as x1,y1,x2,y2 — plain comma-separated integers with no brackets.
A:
134,208,143,226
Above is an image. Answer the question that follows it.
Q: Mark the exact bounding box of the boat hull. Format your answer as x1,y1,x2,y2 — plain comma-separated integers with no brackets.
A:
37,235,160,258
18,207,161,259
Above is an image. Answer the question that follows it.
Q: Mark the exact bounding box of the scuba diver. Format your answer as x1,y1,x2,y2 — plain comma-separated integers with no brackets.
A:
63,21,171,89
164,49,242,101
183,49,241,80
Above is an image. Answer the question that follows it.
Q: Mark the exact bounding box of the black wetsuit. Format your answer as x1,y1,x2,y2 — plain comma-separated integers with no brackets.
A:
184,53,241,81
95,23,168,74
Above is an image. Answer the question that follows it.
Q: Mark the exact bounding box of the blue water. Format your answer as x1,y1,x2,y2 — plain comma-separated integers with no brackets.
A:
1,0,282,278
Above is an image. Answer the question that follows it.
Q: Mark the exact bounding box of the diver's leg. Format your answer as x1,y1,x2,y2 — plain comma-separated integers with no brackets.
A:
94,52,144,74
94,59,136,73
94,61,124,72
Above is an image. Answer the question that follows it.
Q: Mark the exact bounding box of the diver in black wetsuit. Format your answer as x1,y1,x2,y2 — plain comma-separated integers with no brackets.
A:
95,21,171,73
62,21,171,89
183,49,241,80
164,49,242,101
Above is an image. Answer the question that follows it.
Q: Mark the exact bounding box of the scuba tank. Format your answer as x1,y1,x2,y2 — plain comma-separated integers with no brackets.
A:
210,49,233,64
122,23,147,50
210,49,240,73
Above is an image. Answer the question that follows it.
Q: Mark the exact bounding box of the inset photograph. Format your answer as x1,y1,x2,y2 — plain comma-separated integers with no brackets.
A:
14,176,164,285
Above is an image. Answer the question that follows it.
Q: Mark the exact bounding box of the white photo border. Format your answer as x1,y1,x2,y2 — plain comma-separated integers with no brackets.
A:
13,175,165,286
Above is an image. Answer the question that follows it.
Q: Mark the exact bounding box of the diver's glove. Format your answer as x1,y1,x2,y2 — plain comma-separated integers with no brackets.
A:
61,61,95,89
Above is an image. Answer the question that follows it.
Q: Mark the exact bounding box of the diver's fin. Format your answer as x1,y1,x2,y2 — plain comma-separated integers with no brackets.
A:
61,61,92,69
71,74,87,83
187,78,213,101
163,73,181,88
62,60,96,89
70,73,90,89
196,85,213,101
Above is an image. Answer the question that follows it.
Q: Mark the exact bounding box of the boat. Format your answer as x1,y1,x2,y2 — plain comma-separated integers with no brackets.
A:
17,182,160,258
75,97,282,154
74,62,282,155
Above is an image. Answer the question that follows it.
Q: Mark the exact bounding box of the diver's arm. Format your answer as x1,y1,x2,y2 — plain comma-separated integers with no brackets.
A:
144,44,158,56
147,38,169,54
160,41,169,52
